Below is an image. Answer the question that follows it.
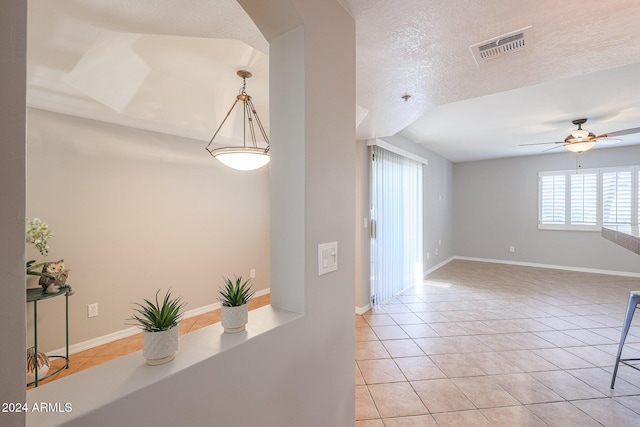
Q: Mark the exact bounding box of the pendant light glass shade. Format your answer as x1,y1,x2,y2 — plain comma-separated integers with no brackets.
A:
213,147,270,171
205,70,269,171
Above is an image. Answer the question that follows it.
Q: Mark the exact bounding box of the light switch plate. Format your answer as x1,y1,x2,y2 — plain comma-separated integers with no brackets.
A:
318,241,338,276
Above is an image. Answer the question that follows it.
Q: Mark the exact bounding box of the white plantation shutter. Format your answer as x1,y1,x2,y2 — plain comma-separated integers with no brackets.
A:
570,173,597,225
602,170,633,226
539,166,639,230
540,174,566,225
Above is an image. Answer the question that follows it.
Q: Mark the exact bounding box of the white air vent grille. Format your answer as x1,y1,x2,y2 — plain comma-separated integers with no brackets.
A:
470,26,532,65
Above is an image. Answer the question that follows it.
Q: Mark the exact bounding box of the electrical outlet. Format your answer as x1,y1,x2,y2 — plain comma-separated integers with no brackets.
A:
435,248,439,256
250,269,256,279
509,246,515,253
88,303,98,318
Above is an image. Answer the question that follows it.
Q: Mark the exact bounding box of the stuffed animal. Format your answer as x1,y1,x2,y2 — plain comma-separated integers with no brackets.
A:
38,260,70,294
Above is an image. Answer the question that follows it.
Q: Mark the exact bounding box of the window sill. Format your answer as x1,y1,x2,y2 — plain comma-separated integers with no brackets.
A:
538,225,600,231
26,305,301,426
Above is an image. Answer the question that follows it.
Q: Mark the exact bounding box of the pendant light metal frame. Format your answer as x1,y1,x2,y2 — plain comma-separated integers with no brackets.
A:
205,70,270,170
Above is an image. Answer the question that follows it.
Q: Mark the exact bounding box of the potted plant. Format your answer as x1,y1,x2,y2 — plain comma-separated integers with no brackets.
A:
129,289,185,365
218,276,255,333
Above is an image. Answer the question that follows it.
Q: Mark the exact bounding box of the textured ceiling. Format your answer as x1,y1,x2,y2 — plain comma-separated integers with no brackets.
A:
342,0,640,160
27,0,640,162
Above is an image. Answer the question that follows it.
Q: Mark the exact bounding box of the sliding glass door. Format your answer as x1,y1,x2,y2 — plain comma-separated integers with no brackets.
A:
370,145,423,306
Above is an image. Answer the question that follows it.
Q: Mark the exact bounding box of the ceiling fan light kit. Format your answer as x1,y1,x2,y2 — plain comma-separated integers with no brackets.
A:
564,119,596,153
205,70,270,171
564,139,597,153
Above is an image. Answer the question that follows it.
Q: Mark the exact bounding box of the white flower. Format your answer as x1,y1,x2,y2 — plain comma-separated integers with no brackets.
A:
26,218,53,256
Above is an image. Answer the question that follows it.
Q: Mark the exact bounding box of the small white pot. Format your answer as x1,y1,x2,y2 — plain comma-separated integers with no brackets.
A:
221,304,248,333
143,325,179,365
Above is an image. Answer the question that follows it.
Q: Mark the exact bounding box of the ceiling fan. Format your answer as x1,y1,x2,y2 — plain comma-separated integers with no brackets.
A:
520,118,640,153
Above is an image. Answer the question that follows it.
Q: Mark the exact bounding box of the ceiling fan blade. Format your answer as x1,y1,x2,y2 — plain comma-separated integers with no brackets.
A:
519,141,564,147
596,137,622,145
596,127,640,138
542,144,565,153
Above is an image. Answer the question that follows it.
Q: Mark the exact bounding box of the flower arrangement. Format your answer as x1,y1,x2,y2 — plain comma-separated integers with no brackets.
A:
26,218,53,278
26,218,52,256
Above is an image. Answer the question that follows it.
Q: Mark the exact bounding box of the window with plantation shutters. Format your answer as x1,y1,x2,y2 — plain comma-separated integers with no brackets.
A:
539,166,639,230
540,174,566,225
570,173,597,226
602,170,632,226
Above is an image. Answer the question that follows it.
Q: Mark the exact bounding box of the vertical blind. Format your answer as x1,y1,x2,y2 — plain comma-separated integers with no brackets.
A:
370,145,423,306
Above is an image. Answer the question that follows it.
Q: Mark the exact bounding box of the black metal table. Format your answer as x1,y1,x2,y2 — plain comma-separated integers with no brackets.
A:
26,285,70,387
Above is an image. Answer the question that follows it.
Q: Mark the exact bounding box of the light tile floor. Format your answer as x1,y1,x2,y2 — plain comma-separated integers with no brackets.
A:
356,260,640,427
30,294,271,388
31,260,640,426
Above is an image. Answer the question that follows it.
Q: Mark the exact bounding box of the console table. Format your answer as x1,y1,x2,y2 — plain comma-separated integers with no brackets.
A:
26,285,70,387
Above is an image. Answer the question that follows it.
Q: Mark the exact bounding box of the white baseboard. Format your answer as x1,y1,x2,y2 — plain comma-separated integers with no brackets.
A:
355,304,371,315
47,288,271,357
254,288,270,298
46,326,141,358
453,256,640,278
423,256,455,277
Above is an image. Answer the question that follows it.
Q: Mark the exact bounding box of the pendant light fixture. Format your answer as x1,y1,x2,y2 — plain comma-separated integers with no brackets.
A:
205,70,270,171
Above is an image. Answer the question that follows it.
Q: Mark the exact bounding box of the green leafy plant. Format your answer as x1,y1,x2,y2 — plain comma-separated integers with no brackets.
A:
26,260,53,278
128,289,186,332
218,276,255,307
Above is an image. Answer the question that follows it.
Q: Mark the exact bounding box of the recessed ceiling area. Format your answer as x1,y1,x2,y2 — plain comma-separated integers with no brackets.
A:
27,0,640,163
27,0,268,144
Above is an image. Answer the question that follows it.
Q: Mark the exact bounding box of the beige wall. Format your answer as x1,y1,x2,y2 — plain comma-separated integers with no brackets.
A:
26,109,271,351
355,140,370,308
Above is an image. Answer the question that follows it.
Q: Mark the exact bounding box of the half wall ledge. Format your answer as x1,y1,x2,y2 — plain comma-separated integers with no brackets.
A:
26,305,301,426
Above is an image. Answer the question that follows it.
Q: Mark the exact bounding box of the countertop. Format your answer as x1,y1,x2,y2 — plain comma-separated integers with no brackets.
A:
602,226,640,255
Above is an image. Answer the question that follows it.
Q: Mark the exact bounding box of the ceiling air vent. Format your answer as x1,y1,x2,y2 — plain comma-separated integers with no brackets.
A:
470,26,532,65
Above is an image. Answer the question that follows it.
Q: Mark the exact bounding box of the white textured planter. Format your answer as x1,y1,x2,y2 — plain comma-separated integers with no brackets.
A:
142,325,179,365
221,304,248,333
